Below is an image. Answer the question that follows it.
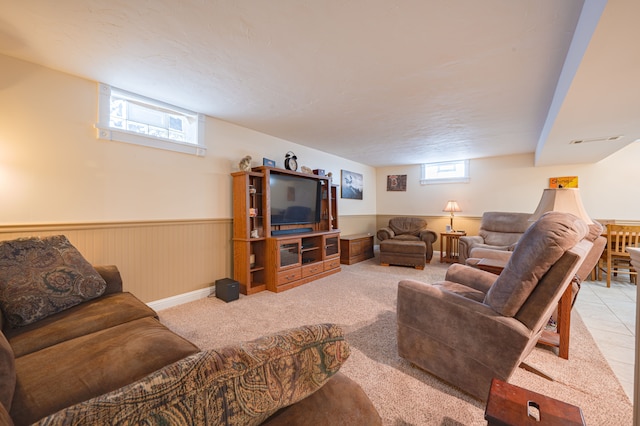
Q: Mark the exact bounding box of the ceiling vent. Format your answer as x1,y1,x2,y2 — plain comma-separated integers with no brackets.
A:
569,135,623,145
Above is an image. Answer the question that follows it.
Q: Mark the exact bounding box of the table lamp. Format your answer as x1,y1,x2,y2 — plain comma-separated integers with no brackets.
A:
443,200,461,231
529,188,593,225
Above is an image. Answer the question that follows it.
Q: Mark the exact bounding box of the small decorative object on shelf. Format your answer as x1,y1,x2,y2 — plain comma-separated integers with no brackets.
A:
250,229,259,238
239,155,252,172
263,157,276,167
301,166,313,174
249,185,256,194
284,151,298,171
313,169,325,176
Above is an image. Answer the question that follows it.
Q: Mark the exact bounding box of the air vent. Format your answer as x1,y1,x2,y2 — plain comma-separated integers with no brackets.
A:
569,135,623,145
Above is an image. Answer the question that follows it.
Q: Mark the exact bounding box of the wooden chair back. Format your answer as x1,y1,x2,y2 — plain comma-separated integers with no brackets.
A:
601,224,640,287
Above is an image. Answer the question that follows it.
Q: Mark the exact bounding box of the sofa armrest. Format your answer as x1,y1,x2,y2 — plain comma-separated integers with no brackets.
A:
418,229,437,244
458,236,484,263
376,227,394,241
34,324,350,426
468,247,513,263
92,265,123,295
444,263,497,294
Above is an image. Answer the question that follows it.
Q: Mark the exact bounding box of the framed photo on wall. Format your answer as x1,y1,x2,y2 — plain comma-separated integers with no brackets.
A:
341,170,363,200
386,174,407,191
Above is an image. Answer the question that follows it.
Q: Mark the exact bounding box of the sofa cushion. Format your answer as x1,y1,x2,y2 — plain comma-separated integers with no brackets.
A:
34,323,349,426
0,331,15,411
484,212,588,317
0,236,106,328
389,217,426,237
10,317,199,425
4,292,158,357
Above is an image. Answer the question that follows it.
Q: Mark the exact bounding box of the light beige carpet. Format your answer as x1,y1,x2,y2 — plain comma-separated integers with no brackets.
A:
159,255,632,425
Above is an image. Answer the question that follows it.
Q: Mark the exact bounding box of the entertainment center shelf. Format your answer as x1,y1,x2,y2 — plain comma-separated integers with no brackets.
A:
231,166,340,295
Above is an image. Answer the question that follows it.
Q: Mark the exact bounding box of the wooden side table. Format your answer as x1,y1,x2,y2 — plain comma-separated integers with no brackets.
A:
485,378,585,425
440,232,466,263
340,233,374,265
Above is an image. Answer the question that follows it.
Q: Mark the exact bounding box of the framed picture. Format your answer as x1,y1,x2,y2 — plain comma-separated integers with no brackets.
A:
341,170,363,200
549,176,578,188
263,157,276,167
387,174,407,191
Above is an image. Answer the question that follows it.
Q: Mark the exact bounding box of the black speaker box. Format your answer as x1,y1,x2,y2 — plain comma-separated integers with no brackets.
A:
215,278,239,302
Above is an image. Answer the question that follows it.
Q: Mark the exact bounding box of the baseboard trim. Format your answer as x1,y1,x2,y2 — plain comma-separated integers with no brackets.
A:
148,286,214,311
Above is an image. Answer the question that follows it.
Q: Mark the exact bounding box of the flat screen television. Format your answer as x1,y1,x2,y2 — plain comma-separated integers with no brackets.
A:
269,173,322,226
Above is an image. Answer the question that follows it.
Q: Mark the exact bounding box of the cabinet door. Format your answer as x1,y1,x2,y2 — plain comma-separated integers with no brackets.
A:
324,234,340,258
278,239,301,269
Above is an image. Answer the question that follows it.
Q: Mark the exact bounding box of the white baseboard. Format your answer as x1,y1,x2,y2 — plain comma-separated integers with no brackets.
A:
148,286,214,311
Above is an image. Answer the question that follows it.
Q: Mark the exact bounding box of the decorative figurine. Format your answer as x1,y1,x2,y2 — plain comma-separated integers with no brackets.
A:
239,155,252,172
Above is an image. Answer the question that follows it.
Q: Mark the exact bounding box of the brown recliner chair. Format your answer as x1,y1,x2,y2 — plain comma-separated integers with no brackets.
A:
397,212,592,400
377,217,437,267
458,212,532,264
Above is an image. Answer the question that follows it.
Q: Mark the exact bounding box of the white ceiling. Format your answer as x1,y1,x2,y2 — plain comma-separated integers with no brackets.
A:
1,0,638,167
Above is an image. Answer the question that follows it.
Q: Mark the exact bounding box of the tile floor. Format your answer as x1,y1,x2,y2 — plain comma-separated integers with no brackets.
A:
574,274,636,401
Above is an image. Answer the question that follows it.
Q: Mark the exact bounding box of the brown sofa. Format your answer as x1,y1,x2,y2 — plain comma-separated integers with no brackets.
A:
377,217,437,264
397,212,592,400
458,211,532,264
0,236,381,426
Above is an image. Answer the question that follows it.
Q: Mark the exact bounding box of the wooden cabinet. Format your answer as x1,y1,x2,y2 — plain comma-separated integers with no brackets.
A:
232,167,340,295
340,234,374,265
266,232,341,293
231,171,267,295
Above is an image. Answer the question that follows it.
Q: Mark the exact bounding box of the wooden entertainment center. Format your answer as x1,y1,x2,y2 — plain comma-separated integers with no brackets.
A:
231,166,340,295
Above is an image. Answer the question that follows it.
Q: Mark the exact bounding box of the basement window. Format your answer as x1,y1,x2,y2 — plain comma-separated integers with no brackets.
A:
96,83,206,156
420,160,469,184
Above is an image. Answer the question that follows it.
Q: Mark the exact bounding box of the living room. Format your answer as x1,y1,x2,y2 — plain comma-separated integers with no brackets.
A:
1,1,639,424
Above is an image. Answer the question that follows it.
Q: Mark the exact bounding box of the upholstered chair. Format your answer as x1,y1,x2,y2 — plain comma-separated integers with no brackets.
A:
466,221,606,318
458,212,532,264
377,217,437,262
397,212,591,400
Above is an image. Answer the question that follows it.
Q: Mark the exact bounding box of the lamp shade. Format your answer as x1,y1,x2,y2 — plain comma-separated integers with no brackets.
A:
443,201,461,213
530,188,593,225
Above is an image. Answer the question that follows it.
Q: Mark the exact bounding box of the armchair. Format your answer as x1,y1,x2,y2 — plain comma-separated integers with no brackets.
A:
377,217,437,263
458,212,531,264
397,212,591,400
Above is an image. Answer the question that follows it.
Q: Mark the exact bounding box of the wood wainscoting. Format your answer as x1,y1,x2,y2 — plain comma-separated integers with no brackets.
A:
0,219,232,304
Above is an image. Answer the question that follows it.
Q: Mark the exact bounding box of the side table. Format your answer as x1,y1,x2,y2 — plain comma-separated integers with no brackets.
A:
485,378,585,425
440,232,466,263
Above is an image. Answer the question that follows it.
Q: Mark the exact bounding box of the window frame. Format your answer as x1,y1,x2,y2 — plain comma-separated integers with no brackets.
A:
420,160,470,184
96,83,206,156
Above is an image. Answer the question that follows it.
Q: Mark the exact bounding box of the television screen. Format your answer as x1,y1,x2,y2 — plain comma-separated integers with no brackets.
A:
269,173,321,225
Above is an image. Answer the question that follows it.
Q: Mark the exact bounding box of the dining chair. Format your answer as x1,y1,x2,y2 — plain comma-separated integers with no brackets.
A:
599,224,640,287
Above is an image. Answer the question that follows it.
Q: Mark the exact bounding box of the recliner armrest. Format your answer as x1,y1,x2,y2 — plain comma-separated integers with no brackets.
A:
376,227,395,241
444,263,496,294
419,229,437,244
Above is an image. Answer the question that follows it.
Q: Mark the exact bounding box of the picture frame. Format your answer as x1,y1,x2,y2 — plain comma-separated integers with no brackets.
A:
263,157,276,167
549,176,578,188
386,174,407,191
341,170,363,200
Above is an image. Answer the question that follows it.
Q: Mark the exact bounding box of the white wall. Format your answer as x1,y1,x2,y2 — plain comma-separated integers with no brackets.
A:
1,52,636,226
0,54,375,225
376,145,640,221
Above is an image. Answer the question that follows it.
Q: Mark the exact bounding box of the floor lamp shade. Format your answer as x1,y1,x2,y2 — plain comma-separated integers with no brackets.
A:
530,188,593,225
